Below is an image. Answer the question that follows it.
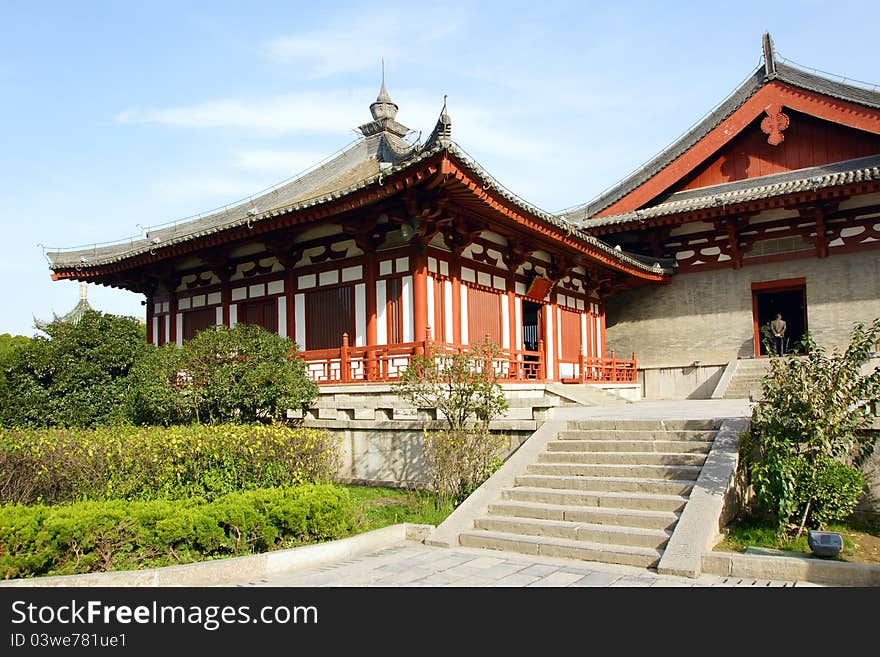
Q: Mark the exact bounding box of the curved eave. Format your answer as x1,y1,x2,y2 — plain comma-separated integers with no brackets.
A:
436,150,669,282
50,154,445,282
51,144,669,285
583,166,880,235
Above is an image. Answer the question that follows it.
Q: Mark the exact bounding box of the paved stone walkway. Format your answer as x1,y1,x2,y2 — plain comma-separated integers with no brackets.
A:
231,540,811,587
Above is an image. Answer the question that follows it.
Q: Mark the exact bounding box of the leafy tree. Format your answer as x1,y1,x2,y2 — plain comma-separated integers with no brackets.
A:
393,340,508,505
0,311,149,428
0,333,30,360
742,318,880,535
130,323,318,425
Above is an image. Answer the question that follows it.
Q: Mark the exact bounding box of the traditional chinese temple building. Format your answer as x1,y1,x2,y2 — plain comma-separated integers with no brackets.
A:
565,34,880,392
47,81,665,387
47,34,880,397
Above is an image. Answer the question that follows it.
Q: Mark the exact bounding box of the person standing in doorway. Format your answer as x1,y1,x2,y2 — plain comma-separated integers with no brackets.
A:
770,313,787,356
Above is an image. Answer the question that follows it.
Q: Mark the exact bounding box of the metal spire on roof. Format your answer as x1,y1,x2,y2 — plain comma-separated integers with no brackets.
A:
377,59,391,102
763,32,777,78
370,59,398,121
360,63,410,139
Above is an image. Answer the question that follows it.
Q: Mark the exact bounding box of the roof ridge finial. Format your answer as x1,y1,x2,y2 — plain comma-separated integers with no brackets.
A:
762,31,777,78
377,58,391,102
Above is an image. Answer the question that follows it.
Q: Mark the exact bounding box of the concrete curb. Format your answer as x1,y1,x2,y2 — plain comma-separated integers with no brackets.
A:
657,417,747,578
0,523,433,588
709,360,738,399
703,551,880,586
425,420,566,548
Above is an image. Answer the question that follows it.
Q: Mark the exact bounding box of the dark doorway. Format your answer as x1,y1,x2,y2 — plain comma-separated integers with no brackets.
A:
521,301,542,351
752,281,807,356
521,300,542,379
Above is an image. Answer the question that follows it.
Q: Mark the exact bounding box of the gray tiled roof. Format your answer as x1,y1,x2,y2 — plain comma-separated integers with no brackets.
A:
48,102,667,277
581,154,880,230
562,62,880,224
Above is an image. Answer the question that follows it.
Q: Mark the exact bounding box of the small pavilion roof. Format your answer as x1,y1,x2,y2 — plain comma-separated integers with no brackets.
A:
35,282,94,329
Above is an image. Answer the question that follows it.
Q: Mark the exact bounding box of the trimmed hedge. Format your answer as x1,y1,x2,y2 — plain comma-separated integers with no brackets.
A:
0,484,353,579
0,424,341,504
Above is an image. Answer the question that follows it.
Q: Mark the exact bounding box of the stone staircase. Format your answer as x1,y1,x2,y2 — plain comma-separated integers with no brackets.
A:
721,359,771,400
458,418,721,568
545,382,631,407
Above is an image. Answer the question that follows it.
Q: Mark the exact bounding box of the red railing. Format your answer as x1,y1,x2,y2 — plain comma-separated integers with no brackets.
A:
561,350,638,383
293,334,636,385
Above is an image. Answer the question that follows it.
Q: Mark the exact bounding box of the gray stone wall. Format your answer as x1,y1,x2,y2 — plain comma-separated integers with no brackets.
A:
300,383,559,487
605,250,880,369
639,362,726,400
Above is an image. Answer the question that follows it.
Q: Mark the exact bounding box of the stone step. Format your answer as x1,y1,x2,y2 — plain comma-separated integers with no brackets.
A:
458,529,663,568
514,473,695,496
526,462,702,480
542,439,711,453
502,485,689,513
538,450,707,466
473,515,671,549
554,429,716,442
563,419,721,431
487,500,680,531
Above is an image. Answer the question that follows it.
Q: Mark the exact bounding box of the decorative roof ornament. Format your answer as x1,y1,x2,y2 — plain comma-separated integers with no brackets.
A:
35,282,95,330
762,32,777,79
370,60,398,121
425,94,453,149
359,61,410,138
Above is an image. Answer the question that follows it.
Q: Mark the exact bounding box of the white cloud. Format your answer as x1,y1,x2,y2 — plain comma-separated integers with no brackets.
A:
116,90,370,135
264,12,459,78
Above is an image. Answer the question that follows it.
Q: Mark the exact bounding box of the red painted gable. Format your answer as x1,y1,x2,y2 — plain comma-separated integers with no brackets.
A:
672,110,880,193
595,81,880,217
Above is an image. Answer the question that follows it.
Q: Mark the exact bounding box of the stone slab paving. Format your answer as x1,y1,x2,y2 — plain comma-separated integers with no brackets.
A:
230,540,807,588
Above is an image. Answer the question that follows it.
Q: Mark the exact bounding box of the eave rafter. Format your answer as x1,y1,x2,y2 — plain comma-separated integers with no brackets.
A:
585,178,880,237
436,154,666,282
51,152,665,287
795,200,841,258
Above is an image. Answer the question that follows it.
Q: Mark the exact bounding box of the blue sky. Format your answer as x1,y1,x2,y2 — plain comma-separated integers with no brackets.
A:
2,1,878,336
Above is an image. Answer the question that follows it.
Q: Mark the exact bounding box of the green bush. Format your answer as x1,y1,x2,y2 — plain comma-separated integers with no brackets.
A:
743,318,879,533
0,424,341,505
128,323,318,425
393,340,508,505
422,429,505,506
0,311,149,428
0,484,353,579
796,456,865,528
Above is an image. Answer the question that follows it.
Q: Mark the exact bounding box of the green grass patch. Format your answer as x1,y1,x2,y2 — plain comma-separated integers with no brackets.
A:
716,514,880,564
340,485,455,535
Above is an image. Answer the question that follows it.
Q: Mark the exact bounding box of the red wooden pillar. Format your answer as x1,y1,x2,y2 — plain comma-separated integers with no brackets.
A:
507,285,518,380
413,250,428,343
340,333,350,382
365,250,378,379
451,260,462,345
